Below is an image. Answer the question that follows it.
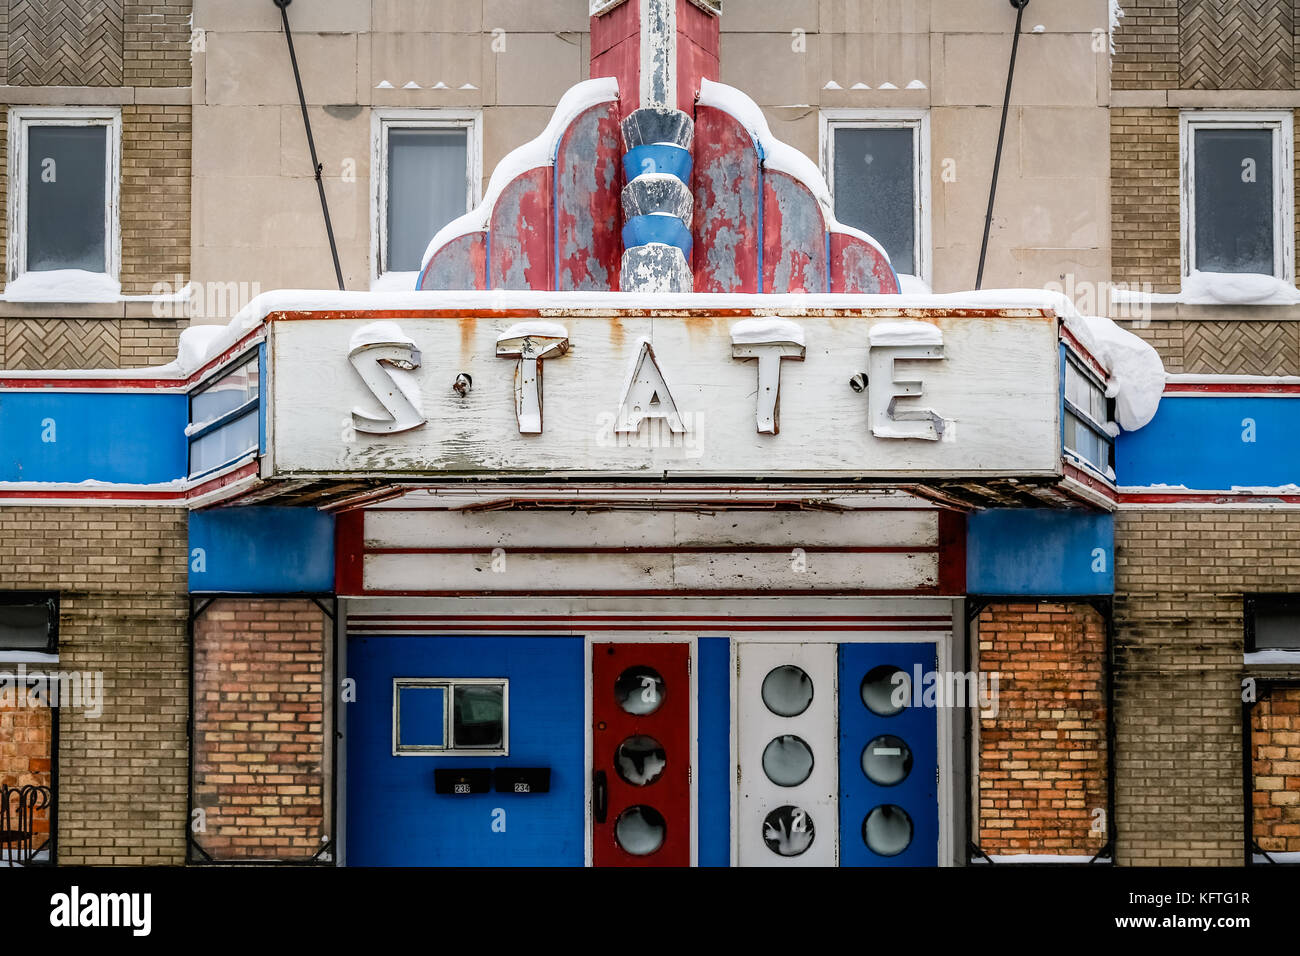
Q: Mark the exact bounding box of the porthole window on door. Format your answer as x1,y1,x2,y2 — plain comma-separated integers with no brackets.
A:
615,665,665,715
863,804,913,856
763,805,815,856
861,664,909,716
615,805,667,855
862,735,913,786
762,735,815,787
615,734,667,786
761,664,814,717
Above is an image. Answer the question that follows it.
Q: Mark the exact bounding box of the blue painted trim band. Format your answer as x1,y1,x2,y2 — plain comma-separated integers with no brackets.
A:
189,507,335,593
622,215,693,255
825,231,832,293
968,509,1115,596
622,144,692,183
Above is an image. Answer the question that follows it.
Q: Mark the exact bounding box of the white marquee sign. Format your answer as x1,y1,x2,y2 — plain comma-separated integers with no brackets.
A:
267,309,1063,479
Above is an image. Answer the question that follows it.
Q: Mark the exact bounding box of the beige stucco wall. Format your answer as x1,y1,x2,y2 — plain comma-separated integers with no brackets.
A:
190,0,1112,302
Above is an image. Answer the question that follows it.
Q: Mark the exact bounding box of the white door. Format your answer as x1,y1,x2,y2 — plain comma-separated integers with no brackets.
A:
737,642,838,866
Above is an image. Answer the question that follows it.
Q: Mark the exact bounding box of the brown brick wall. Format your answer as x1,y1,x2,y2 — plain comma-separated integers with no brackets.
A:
124,1,192,88
120,104,191,296
1122,319,1300,376
1252,684,1300,854
1111,108,1180,294
192,598,331,861
0,317,183,370
976,602,1109,858
1114,509,1300,865
1112,0,1180,91
0,506,189,865
0,697,53,847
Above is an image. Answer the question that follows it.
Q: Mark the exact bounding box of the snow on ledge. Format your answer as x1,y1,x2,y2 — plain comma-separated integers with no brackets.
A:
1111,270,1300,307
419,77,620,273
870,321,942,347
0,286,1165,434
1244,650,1300,665
696,78,894,269
3,269,121,303
730,317,805,346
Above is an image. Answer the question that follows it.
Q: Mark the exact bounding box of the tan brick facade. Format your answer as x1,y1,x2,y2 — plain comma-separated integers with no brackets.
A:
0,507,188,864
1122,318,1300,376
1112,1,1180,91
1251,684,1300,854
1114,509,1300,865
1111,107,1180,294
192,598,331,862
120,104,191,296
976,602,1109,858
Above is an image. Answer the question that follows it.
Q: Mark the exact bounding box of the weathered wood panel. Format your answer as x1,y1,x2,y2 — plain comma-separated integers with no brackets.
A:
763,170,828,294
364,508,939,550
418,233,487,291
363,550,937,593
830,232,899,295
270,309,1061,479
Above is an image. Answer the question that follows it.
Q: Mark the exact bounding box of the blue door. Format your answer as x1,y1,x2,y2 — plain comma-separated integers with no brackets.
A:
345,635,585,866
838,642,939,866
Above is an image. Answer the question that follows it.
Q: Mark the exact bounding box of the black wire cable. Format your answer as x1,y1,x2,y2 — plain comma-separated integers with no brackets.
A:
976,0,1030,290
274,0,346,291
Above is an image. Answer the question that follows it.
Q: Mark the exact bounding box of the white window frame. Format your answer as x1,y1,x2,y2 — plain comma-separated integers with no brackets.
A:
820,109,931,287
6,106,121,285
371,109,482,285
1179,109,1294,283
392,677,508,757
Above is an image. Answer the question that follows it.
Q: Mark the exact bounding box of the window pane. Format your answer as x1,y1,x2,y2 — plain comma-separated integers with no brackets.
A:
192,357,260,426
188,410,259,476
0,603,52,651
1194,128,1275,275
26,125,108,273
1255,603,1300,650
386,127,469,273
832,126,916,274
452,684,503,748
397,685,446,748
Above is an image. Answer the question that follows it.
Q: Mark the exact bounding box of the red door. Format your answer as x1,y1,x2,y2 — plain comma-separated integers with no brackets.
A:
592,642,691,866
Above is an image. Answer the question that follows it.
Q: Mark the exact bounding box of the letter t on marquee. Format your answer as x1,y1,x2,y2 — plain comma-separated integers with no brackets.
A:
496,323,571,434
730,318,806,434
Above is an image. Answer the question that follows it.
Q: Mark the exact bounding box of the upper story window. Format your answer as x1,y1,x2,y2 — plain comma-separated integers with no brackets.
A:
1180,111,1294,281
372,110,481,287
1246,595,1300,654
6,107,121,288
822,110,930,285
0,593,57,655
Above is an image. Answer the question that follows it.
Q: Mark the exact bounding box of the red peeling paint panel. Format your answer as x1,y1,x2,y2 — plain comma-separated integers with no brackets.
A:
692,105,760,293
417,232,488,291
676,0,719,109
556,102,624,292
763,170,828,294
830,232,901,294
489,168,553,291
591,1,640,119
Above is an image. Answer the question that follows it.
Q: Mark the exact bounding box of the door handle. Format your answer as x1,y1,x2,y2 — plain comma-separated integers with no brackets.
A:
594,770,608,823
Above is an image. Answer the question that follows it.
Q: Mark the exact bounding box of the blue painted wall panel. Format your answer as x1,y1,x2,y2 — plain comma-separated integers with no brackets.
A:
346,635,585,867
967,509,1114,596
188,507,334,593
697,636,730,866
0,392,187,484
1116,396,1300,490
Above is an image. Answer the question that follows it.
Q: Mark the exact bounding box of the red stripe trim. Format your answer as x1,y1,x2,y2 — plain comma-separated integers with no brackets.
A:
1120,491,1300,504
364,545,937,555
347,614,953,623
1060,326,1108,381
1163,381,1300,395
1062,462,1118,501
349,588,946,597
0,328,264,391
346,622,950,632
267,308,1057,322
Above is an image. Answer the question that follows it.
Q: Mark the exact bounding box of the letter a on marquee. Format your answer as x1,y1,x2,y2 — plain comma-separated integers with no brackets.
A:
615,341,687,433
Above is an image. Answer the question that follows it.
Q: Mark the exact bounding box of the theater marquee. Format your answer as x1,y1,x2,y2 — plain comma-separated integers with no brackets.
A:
265,306,1064,480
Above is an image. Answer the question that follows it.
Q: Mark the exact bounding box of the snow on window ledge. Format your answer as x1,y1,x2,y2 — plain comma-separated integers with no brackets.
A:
370,271,420,293
2,269,121,303
1244,650,1300,666
1111,271,1300,307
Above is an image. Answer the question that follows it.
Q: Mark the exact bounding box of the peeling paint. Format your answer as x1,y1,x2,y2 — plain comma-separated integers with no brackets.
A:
557,103,623,291
418,234,487,292
692,106,760,293
764,171,826,294
490,170,551,291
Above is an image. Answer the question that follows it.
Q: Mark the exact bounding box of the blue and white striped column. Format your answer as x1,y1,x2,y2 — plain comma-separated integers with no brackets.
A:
620,107,694,293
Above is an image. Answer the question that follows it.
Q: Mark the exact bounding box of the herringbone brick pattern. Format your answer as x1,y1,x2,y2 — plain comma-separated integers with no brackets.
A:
8,0,125,87
1183,320,1300,374
1180,0,1293,89
1,318,120,369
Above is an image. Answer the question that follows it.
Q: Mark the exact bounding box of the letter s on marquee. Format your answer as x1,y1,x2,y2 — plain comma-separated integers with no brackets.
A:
348,326,427,435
